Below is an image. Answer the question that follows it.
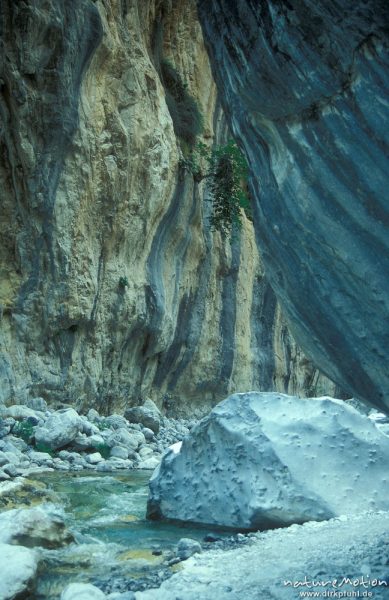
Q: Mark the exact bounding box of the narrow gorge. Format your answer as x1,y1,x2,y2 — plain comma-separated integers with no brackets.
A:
0,1,388,599
0,0,338,417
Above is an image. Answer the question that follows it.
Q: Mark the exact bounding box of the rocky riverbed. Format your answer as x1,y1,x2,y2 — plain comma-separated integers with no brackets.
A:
0,398,196,479
0,395,388,600
0,398,208,599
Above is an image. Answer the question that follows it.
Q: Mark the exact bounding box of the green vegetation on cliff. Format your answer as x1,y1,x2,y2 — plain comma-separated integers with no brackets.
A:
181,139,252,235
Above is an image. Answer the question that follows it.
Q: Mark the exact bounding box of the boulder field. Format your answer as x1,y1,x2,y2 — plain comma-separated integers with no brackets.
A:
147,392,389,529
0,398,195,479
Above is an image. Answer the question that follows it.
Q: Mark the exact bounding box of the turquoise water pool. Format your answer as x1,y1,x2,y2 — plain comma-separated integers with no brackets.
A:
32,470,230,598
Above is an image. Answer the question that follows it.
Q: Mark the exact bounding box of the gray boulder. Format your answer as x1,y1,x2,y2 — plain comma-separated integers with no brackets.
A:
138,456,160,470
3,463,19,477
0,451,10,467
80,420,101,436
0,504,73,548
142,427,155,441
106,427,145,451
0,418,12,438
28,451,53,465
3,405,38,420
5,436,28,452
72,433,105,451
110,446,128,459
35,408,82,450
0,543,39,600
105,457,133,470
85,452,103,464
138,446,153,459
147,392,389,529
87,408,100,423
104,414,128,430
176,538,202,560
124,399,161,433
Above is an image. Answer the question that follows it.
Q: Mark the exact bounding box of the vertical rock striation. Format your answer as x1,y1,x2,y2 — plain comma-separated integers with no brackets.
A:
0,0,336,415
198,0,389,412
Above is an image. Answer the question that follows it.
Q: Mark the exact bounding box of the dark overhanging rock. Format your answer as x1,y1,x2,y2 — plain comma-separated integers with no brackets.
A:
197,0,389,413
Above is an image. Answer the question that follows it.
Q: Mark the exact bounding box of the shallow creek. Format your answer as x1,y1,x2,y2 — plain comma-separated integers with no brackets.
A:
31,471,231,598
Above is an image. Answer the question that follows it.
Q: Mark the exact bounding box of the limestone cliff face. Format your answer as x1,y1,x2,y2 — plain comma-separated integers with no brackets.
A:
198,0,389,413
0,0,336,415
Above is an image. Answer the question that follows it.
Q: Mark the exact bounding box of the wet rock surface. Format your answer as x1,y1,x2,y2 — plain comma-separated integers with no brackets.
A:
198,0,389,413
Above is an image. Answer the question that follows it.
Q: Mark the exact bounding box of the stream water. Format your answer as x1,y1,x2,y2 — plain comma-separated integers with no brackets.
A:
32,470,231,598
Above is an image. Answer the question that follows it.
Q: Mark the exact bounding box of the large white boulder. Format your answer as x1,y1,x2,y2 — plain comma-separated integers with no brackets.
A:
0,543,38,599
35,408,82,450
147,392,389,529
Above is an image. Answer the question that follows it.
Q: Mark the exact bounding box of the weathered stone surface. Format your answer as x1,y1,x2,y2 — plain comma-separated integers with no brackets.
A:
34,408,82,450
85,452,103,465
147,392,389,529
2,405,39,421
0,0,337,416
0,504,73,548
0,543,39,600
72,433,105,451
176,538,202,560
125,399,161,433
28,450,53,465
110,446,128,460
106,427,145,451
198,0,389,412
138,456,161,470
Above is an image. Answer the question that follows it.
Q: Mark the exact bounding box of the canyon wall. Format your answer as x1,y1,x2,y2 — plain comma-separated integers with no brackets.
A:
0,0,336,416
198,0,389,413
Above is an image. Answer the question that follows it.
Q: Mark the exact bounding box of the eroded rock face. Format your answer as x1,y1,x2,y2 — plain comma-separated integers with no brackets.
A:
147,392,389,529
0,0,336,415
197,0,389,412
